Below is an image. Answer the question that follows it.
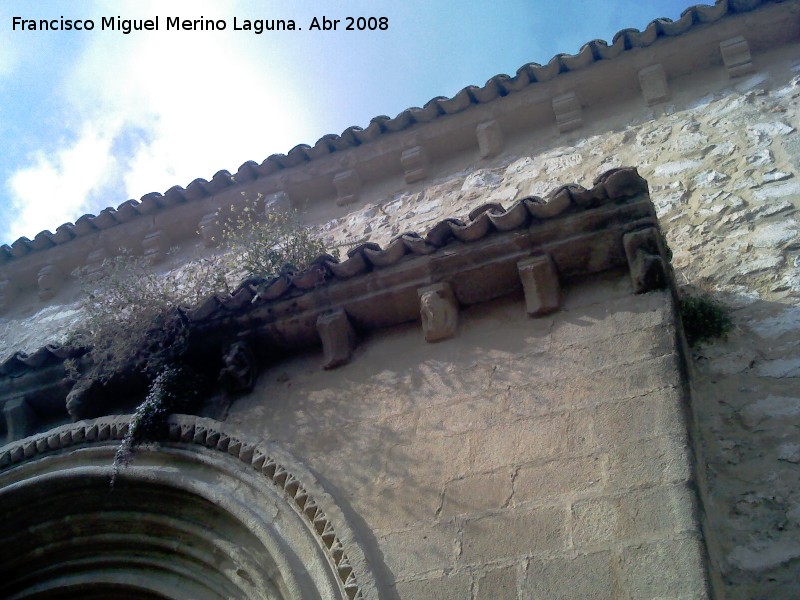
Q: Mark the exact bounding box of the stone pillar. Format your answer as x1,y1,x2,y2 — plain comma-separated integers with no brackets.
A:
333,169,361,206
638,64,670,105
623,227,668,294
37,264,63,301
317,309,356,369
517,255,561,316
418,282,458,342
476,120,504,159
720,36,754,78
401,146,429,184
552,92,583,133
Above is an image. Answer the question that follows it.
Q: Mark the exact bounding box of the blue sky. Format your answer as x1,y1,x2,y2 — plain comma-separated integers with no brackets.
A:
0,0,694,245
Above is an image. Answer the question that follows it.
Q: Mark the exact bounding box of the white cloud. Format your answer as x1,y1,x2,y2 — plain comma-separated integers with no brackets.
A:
8,124,120,238
4,0,316,241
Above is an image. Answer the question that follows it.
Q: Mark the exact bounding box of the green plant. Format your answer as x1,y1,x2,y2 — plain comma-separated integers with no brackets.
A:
219,195,327,279
679,292,732,347
69,252,231,382
111,365,199,487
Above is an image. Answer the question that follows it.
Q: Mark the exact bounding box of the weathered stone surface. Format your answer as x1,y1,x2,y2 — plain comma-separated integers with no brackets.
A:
525,552,613,600
395,573,472,600
475,566,517,600
461,506,567,564
619,537,708,597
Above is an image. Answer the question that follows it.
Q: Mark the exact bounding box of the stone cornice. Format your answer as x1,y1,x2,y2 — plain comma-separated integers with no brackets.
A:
0,0,797,307
0,168,673,442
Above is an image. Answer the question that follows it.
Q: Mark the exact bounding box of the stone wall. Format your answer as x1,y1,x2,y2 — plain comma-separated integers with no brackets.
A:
223,273,708,598
308,49,800,599
1,8,798,598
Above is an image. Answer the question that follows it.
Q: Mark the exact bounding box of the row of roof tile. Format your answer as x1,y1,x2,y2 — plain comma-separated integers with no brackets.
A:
0,167,649,377
0,0,772,264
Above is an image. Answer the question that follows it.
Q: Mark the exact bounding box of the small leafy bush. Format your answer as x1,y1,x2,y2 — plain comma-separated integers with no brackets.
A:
220,195,327,279
679,293,732,347
69,253,230,382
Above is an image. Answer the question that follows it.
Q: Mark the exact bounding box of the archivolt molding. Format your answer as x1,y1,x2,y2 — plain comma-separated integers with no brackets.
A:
0,414,378,600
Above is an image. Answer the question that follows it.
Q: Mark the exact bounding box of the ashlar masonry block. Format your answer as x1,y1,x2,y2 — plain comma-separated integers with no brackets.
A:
517,255,561,316
333,169,361,206
401,145,429,184
638,64,670,105
720,36,755,78
316,309,356,369
418,282,458,342
476,120,504,159
552,92,583,133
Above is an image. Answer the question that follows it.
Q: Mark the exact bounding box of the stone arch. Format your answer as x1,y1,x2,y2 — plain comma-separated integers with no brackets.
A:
0,415,379,600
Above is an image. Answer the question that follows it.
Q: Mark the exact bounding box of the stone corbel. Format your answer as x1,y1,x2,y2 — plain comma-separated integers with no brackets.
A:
333,169,361,206
401,146,429,184
552,92,583,133
316,309,356,369
517,255,561,317
0,279,18,313
638,64,670,106
476,120,504,159
142,230,168,264
218,341,258,393
720,36,754,78
418,282,458,343
623,227,668,294
37,264,63,301
2,397,39,442
198,212,222,248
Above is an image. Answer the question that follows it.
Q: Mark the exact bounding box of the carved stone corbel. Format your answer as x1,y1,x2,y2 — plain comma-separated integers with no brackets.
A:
198,212,222,248
316,309,355,369
142,230,168,264
623,227,668,294
418,282,458,342
517,255,561,316
638,64,670,105
37,264,63,301
333,169,361,206
0,279,18,313
2,397,38,442
401,146,429,184
264,191,292,214
720,36,754,78
476,120,504,159
552,92,582,133
218,341,258,393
